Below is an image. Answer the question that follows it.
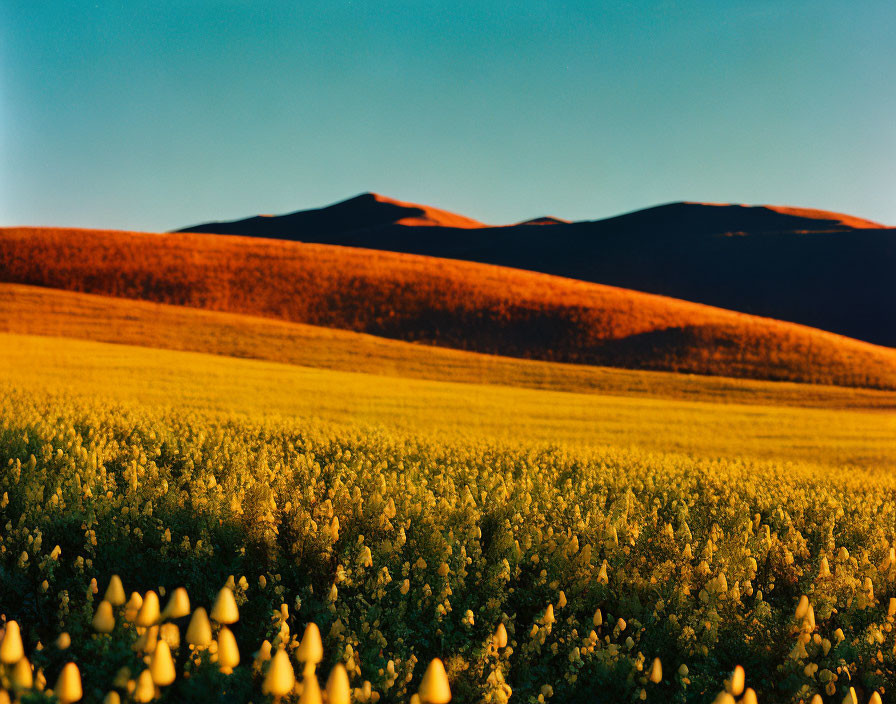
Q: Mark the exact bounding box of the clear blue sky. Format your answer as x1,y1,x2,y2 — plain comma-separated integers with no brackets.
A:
2,1,894,231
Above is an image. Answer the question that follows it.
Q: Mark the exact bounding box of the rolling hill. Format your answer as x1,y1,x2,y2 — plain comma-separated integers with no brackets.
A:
2,226,895,389
4,282,894,410
178,194,896,346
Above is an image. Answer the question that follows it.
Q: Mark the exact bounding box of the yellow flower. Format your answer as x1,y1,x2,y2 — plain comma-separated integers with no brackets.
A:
10,656,33,690
254,639,273,671
216,626,240,673
161,587,191,620
263,649,296,696
0,620,25,664
296,622,323,665
419,658,451,704
326,663,351,704
92,601,116,633
104,575,126,606
159,623,180,650
647,658,662,683
185,607,213,648
728,665,745,696
210,587,239,624
54,662,83,704
123,592,144,623
493,623,508,649
299,670,323,704
133,669,155,703
149,641,176,686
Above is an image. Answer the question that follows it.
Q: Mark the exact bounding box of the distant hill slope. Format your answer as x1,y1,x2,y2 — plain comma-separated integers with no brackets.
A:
2,226,896,389
177,192,486,238
178,196,896,347
5,283,893,410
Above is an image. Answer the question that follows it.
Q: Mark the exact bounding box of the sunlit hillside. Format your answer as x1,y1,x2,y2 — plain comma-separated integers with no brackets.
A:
2,227,895,389
1,331,895,702
3,283,894,411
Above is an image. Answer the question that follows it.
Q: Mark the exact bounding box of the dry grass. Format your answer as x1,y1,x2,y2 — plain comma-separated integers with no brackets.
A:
2,226,895,388
2,283,894,411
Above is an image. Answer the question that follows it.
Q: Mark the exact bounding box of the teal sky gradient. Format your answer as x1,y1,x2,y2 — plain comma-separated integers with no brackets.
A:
2,1,894,230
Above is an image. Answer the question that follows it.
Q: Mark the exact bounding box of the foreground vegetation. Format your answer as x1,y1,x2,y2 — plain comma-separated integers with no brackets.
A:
1,369,894,702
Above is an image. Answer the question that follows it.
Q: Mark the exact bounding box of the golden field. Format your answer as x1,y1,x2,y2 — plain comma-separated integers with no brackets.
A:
0,329,895,702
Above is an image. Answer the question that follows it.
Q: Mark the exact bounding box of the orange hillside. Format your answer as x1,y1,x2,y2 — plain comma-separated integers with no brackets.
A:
734,204,883,229
1,226,895,389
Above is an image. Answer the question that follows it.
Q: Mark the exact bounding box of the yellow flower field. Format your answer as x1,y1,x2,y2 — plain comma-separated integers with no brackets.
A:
0,333,894,702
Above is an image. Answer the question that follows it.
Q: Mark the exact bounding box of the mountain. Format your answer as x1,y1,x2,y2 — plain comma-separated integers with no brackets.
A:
2,226,895,389
177,192,486,239
177,197,896,347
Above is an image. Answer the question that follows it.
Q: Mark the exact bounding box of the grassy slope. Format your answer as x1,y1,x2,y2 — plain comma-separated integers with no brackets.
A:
2,332,894,469
2,283,895,412
2,227,896,389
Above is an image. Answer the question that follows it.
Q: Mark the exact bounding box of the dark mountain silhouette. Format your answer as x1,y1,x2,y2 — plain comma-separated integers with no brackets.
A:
178,197,896,347
514,216,571,226
177,192,486,239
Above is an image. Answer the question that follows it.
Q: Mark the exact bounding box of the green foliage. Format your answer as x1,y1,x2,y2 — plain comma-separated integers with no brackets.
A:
0,387,893,703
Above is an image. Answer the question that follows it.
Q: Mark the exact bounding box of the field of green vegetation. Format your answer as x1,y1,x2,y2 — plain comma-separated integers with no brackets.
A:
1,333,894,703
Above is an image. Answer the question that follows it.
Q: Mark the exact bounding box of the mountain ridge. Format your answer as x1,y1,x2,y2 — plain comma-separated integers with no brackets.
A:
176,196,896,346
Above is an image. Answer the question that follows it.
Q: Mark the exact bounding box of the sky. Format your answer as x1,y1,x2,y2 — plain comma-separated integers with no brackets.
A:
1,0,894,231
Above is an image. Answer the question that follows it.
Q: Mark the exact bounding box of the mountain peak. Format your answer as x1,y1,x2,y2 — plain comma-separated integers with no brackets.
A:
516,216,570,226
333,192,487,229
177,192,488,238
